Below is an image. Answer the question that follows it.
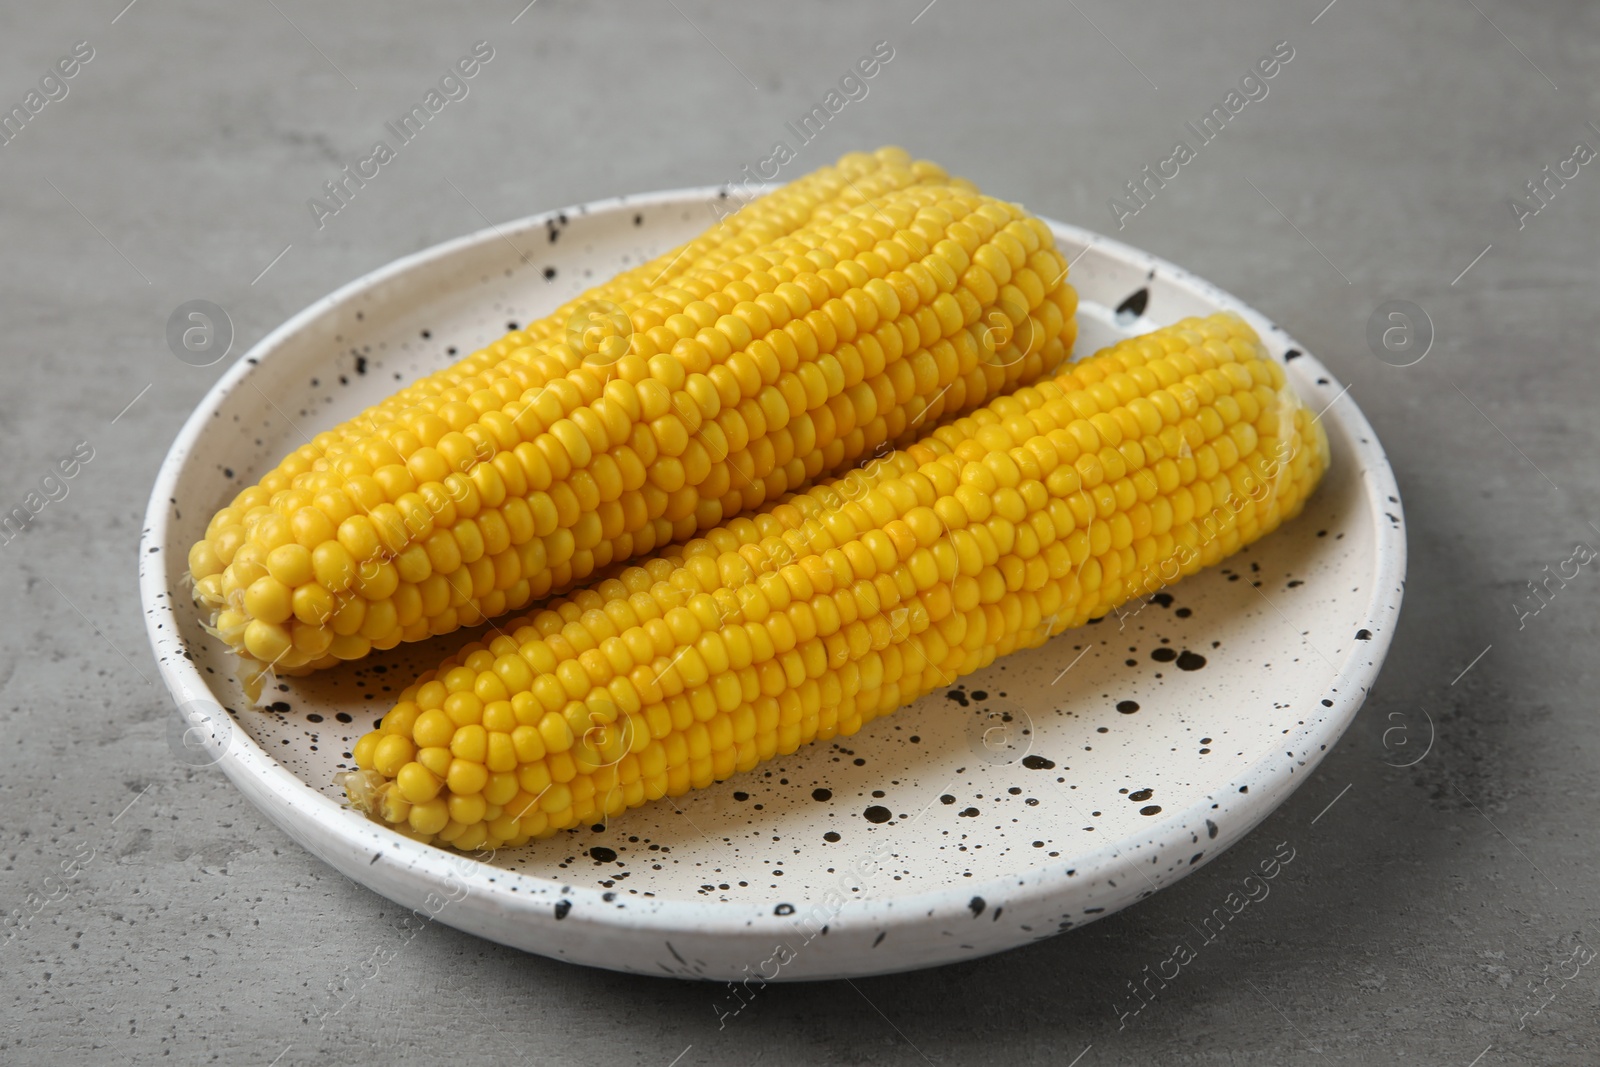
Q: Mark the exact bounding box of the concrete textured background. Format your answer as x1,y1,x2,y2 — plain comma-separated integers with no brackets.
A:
2,1,1597,1063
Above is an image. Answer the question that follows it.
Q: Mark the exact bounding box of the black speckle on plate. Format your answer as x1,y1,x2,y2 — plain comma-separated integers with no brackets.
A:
554,900,572,920
1022,754,1056,770
812,788,832,802
1176,650,1207,671
1355,628,1373,640
863,805,892,824
1115,287,1150,324
1117,700,1139,714
1140,805,1163,816
774,903,795,916
1151,647,1177,663
589,846,617,863
968,896,986,918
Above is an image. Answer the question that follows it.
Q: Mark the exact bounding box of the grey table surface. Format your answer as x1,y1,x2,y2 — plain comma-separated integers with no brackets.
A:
3,1,1597,1064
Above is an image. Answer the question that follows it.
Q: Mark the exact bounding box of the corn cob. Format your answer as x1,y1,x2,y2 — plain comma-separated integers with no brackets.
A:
188,168,1079,689
321,147,965,448
343,313,1329,851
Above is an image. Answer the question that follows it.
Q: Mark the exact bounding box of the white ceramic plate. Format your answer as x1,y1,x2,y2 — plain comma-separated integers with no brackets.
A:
141,188,1405,981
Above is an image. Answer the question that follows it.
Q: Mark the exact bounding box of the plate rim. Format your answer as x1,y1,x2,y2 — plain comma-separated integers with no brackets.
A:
139,186,1406,973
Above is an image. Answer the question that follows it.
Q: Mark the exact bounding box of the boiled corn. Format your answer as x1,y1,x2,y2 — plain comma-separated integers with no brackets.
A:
343,313,1328,850
189,156,1080,691
325,147,969,447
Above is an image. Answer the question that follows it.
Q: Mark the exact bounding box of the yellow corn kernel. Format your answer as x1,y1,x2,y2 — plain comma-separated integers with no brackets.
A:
395,762,441,804
408,798,449,835
373,735,415,778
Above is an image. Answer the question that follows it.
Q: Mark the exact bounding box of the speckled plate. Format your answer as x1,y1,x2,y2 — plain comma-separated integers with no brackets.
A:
140,188,1405,981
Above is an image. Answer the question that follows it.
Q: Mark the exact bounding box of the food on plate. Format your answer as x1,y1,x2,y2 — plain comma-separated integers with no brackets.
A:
184,148,1080,695
340,313,1329,851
